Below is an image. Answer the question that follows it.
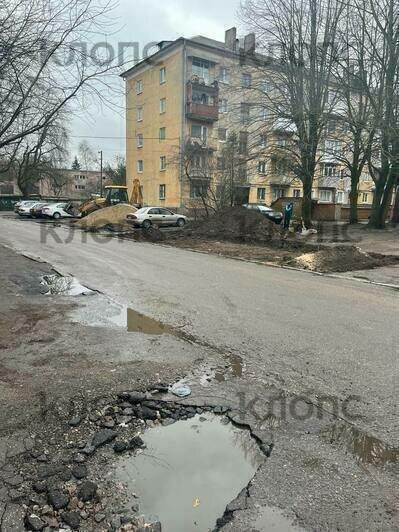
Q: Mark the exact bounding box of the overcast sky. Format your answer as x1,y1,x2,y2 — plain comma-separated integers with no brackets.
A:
70,0,241,167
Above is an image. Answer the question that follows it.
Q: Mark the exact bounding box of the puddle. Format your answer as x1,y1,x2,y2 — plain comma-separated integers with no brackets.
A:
41,274,93,296
214,353,243,382
255,506,304,531
113,413,264,532
321,423,398,465
127,307,175,335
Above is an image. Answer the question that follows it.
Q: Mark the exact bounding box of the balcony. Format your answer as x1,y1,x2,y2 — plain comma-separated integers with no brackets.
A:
186,102,219,122
186,79,219,123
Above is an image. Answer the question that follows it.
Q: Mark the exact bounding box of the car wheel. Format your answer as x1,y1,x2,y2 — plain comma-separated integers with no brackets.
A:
142,219,152,230
53,212,61,220
176,218,186,227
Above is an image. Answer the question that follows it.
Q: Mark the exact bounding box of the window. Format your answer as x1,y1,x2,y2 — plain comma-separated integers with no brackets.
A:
136,80,143,94
137,160,143,173
257,187,266,201
272,187,285,201
319,189,333,202
241,103,250,123
137,106,143,122
191,124,208,143
190,182,209,199
160,98,166,113
159,127,166,141
363,173,371,181
336,191,344,203
219,99,228,113
217,157,225,170
160,67,166,84
326,120,337,134
242,73,252,88
219,67,229,83
160,156,167,171
74,185,86,190
260,134,267,148
276,138,287,147
159,184,166,199
239,131,248,155
261,107,268,121
325,139,342,155
362,192,369,203
192,58,210,82
137,134,143,148
293,189,301,198
323,163,340,177
218,128,227,141
262,80,273,93
258,161,267,174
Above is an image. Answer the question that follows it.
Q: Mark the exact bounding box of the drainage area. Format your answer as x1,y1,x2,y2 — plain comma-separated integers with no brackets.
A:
113,412,264,532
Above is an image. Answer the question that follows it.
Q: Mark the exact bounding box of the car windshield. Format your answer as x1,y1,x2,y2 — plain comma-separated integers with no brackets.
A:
136,208,148,214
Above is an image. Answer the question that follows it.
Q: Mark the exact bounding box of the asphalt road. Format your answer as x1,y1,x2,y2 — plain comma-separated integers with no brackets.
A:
1,215,398,531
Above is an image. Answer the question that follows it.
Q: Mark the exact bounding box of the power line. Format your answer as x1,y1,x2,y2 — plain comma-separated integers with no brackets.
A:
69,134,180,141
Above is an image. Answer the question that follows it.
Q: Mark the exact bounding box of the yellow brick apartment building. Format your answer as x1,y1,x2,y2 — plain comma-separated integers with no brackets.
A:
121,28,375,211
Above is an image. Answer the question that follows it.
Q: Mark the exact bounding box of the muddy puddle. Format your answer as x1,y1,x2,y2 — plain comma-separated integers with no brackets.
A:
41,274,93,296
321,423,398,465
113,412,264,532
255,506,304,531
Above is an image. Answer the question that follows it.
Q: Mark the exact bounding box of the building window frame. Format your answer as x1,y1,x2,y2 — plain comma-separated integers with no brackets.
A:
159,127,166,141
159,184,166,200
160,98,166,114
257,187,266,201
136,79,143,94
137,160,143,173
136,106,143,122
160,67,166,84
137,133,143,148
160,156,167,171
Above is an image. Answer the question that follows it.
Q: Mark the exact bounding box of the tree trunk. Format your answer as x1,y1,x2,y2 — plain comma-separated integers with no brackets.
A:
302,179,312,228
349,170,360,224
368,176,387,229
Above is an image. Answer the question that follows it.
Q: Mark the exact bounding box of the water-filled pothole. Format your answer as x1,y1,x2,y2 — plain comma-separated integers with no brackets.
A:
321,423,398,465
113,412,264,532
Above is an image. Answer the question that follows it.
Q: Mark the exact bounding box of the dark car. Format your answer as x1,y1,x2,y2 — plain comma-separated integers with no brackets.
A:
243,203,283,224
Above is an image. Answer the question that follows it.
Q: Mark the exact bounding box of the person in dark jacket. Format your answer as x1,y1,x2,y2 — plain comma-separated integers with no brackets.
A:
283,202,294,230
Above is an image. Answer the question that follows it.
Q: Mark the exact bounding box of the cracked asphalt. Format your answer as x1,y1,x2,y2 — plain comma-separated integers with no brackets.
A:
0,214,398,531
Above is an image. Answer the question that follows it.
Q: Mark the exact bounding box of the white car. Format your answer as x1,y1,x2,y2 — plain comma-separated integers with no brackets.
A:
17,201,40,216
41,203,73,220
126,207,187,229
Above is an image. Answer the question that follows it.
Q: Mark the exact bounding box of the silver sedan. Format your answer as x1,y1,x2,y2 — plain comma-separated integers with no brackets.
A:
126,207,187,229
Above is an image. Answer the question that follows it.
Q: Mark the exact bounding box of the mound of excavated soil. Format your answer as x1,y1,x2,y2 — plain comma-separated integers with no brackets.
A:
285,246,398,273
75,204,137,231
183,207,284,244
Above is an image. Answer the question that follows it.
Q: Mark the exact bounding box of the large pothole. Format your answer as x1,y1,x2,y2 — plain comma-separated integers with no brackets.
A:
112,412,264,532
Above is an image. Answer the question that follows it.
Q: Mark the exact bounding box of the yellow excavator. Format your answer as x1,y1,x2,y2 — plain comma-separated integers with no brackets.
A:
79,180,143,217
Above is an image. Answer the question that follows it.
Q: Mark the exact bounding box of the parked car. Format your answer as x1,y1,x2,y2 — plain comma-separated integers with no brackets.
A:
17,201,40,216
243,203,283,224
41,203,74,219
126,207,188,229
30,202,51,218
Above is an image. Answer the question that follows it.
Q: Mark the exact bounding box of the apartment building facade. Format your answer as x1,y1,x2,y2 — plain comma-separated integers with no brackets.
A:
122,28,374,211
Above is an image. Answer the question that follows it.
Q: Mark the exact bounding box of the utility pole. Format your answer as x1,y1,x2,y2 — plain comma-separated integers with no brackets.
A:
99,150,103,196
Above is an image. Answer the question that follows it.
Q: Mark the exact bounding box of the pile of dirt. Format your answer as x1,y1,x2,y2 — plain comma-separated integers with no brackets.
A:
284,246,399,273
181,207,284,245
75,204,137,231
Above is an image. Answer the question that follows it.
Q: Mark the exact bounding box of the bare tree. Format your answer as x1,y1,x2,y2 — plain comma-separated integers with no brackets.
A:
241,0,345,227
0,0,118,158
180,133,249,216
